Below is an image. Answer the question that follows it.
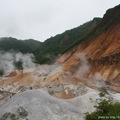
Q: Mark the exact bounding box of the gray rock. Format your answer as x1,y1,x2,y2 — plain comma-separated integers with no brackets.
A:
0,112,17,120
17,107,28,118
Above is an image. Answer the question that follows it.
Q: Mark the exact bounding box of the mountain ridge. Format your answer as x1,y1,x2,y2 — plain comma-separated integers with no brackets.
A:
35,17,101,64
0,37,41,54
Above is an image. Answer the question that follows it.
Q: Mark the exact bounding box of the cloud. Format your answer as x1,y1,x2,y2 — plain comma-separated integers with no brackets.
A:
0,0,120,41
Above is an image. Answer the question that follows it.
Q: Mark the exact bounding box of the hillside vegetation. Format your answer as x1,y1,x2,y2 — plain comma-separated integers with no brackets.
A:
86,99,120,120
0,37,41,53
35,18,101,64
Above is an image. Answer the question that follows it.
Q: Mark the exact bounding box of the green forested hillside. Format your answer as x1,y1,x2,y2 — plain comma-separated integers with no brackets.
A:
35,18,101,64
0,37,41,53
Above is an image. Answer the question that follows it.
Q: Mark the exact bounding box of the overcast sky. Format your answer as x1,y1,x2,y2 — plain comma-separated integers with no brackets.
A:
0,0,120,42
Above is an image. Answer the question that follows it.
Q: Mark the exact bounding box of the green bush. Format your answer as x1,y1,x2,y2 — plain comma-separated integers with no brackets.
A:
99,92,105,97
86,99,120,120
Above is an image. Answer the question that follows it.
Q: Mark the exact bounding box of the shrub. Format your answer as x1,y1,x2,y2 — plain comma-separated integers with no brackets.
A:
99,92,105,97
86,99,120,120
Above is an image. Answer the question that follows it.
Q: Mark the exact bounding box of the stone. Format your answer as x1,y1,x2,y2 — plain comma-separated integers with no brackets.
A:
17,106,28,118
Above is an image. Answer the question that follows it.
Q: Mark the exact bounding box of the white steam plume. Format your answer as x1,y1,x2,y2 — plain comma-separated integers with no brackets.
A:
15,52,36,72
74,52,90,79
91,72,106,88
0,51,36,76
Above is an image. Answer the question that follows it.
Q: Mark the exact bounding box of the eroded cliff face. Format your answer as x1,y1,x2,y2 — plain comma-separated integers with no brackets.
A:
56,24,120,92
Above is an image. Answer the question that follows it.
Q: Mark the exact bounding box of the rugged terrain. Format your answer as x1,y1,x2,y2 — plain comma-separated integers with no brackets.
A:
57,4,120,92
0,4,120,120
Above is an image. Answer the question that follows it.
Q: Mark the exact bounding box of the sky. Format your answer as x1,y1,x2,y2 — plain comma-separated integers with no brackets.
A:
0,0,120,42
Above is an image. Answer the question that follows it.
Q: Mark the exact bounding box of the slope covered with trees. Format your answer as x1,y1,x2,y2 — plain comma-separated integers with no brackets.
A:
0,37,41,54
35,18,101,64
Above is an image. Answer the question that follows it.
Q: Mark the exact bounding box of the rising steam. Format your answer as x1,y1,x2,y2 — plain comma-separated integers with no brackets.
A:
74,52,90,79
0,51,36,76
